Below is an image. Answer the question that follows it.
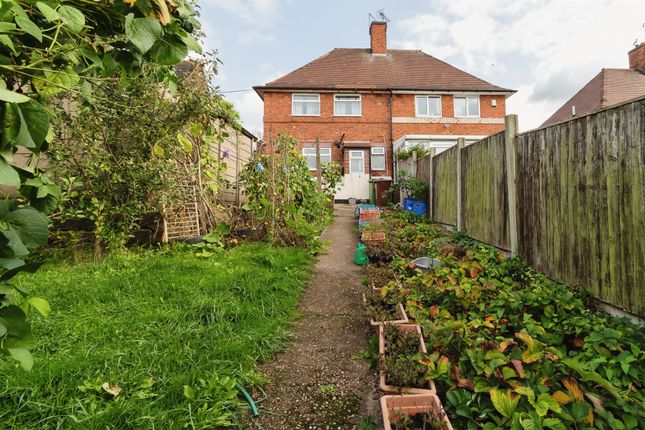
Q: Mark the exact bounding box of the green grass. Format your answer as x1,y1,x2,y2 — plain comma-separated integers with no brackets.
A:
0,243,314,429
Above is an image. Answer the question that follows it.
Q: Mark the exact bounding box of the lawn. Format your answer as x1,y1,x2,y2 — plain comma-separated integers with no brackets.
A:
0,243,314,429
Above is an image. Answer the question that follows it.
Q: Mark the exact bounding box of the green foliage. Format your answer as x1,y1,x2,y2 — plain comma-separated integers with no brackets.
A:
0,243,314,428
49,60,237,253
396,144,431,161
240,133,334,250
376,211,645,429
395,171,428,200
0,0,200,368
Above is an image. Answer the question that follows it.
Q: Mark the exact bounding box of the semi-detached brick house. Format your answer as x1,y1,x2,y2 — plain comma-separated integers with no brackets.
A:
253,20,516,201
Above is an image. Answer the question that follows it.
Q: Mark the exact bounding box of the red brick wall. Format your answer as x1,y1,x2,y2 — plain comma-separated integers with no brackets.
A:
370,22,387,54
262,91,508,176
629,43,645,70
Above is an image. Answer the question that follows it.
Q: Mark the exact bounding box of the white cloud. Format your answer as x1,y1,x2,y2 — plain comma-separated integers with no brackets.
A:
395,0,645,130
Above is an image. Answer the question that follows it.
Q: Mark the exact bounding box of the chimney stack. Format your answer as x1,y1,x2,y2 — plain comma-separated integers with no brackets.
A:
370,21,387,55
628,42,645,70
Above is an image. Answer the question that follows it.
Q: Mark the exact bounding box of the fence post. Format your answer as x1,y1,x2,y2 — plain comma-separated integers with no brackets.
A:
315,137,322,191
428,148,436,219
504,114,519,256
456,138,465,231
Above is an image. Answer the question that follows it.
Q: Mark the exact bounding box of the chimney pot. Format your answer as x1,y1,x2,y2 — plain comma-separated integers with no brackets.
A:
628,42,645,70
370,21,387,55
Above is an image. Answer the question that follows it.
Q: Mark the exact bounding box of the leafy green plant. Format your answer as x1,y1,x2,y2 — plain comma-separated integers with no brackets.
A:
391,410,447,430
375,211,645,429
396,145,431,161
395,171,428,200
240,133,333,250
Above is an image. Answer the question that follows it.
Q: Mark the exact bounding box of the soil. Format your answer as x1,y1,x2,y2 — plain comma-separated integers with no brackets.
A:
242,205,381,429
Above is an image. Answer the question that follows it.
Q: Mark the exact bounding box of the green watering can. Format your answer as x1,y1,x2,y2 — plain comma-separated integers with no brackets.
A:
354,242,369,266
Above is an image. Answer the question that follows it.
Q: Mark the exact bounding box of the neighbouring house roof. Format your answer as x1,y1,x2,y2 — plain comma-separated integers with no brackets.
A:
540,68,645,127
253,48,515,98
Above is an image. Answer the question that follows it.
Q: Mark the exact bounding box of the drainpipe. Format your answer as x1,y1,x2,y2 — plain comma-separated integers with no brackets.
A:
389,90,394,178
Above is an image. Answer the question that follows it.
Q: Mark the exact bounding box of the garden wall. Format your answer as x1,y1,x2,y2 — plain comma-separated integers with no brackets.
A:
421,96,645,317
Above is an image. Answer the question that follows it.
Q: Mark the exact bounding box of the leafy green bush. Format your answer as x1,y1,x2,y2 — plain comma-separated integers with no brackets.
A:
240,133,336,250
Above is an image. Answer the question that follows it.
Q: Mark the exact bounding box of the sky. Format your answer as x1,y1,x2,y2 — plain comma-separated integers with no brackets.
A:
198,0,645,135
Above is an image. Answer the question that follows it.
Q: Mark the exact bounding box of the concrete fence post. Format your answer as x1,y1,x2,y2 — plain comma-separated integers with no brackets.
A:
315,137,322,191
456,138,465,231
504,114,519,256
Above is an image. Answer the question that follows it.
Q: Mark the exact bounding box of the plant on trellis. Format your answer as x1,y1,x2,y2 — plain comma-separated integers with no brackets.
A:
240,133,336,250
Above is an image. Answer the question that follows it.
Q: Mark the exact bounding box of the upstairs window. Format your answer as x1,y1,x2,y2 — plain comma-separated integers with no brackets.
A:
292,94,320,116
370,147,386,171
454,96,480,117
415,96,442,117
302,147,332,170
334,94,362,116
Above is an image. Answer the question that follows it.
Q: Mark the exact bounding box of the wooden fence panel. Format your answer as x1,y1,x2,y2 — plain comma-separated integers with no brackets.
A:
432,146,457,225
516,98,645,316
416,155,431,206
461,132,510,249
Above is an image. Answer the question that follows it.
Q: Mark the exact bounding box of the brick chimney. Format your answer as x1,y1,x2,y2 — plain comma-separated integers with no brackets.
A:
628,42,645,70
370,21,387,55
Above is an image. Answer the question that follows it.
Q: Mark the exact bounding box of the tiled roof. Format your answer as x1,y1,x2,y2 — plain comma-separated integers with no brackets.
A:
541,68,645,127
254,48,514,97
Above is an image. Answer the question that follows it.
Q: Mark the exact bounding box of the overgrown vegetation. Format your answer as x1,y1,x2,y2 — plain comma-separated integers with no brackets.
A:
366,211,645,429
396,145,431,161
0,0,200,368
49,60,238,254
0,243,314,428
240,133,341,251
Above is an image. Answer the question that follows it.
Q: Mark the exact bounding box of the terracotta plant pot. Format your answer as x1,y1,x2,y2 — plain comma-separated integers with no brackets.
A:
381,393,453,430
361,230,386,244
378,324,436,394
362,294,409,328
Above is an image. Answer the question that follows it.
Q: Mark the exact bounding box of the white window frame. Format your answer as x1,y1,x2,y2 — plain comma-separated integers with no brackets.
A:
302,147,331,170
454,95,480,118
333,94,362,116
415,95,442,117
292,93,320,116
370,147,386,171
348,150,365,174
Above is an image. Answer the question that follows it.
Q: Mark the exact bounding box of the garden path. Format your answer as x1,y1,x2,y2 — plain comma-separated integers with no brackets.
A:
244,205,380,429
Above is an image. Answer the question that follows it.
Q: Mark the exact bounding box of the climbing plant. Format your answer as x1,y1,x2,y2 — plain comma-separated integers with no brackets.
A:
240,133,335,250
0,0,201,369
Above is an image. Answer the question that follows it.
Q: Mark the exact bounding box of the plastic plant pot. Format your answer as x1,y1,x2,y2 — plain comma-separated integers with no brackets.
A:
410,257,442,273
381,394,453,430
378,324,436,394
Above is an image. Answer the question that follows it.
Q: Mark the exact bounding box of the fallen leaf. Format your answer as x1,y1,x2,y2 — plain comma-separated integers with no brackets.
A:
101,382,122,398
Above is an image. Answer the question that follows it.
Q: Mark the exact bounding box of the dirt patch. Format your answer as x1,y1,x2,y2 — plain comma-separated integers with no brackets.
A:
242,205,381,429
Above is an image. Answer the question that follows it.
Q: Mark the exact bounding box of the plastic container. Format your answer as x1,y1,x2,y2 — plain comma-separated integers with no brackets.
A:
411,257,442,273
403,198,413,211
411,200,426,215
381,394,453,430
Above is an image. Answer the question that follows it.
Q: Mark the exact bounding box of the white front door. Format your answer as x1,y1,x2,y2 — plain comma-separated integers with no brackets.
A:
336,150,370,200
